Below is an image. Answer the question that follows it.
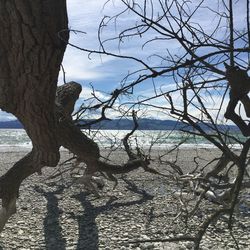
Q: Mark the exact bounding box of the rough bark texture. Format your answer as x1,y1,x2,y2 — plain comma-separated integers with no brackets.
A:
0,1,68,165
0,1,68,231
0,2,147,230
55,82,101,167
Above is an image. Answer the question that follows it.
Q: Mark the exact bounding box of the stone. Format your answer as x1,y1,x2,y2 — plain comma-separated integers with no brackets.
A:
18,229,24,235
141,234,151,240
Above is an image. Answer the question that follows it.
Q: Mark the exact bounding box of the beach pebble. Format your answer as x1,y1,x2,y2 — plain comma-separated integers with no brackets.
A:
0,149,249,249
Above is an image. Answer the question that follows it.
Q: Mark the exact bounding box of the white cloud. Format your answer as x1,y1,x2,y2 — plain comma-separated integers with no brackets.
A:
62,0,248,86
79,85,109,100
0,111,16,121
0,0,248,125
59,47,114,83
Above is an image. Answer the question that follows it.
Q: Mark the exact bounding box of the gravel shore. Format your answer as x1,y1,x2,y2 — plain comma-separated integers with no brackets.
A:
0,148,249,249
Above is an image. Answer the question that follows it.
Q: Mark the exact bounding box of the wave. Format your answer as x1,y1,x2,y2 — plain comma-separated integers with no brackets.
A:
0,129,242,151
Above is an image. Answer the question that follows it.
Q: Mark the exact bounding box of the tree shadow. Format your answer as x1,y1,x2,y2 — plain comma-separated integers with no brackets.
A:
33,177,153,250
34,185,66,250
71,176,154,250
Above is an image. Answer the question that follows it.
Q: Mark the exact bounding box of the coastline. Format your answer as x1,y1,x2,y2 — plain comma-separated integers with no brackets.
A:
0,148,249,249
0,128,244,153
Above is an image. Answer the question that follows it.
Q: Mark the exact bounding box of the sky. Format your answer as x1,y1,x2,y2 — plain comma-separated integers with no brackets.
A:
0,0,248,122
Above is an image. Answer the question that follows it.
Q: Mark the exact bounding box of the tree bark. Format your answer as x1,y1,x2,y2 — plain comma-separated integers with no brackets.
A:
0,1,68,231
0,0,150,229
0,1,69,166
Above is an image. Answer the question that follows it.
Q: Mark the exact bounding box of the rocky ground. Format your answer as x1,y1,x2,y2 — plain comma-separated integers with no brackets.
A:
0,148,249,250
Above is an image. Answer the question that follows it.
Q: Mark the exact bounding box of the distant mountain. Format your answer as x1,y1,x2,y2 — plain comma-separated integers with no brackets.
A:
0,120,23,128
77,118,239,132
0,118,239,132
77,118,182,130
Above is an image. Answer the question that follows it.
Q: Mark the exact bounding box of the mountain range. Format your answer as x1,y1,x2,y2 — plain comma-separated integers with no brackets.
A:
0,119,239,132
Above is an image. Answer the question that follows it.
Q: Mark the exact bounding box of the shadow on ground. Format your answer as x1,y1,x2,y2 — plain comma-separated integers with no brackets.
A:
34,185,66,250
35,177,153,250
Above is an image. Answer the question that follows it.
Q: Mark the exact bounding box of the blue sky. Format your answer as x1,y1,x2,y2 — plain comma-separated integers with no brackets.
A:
61,0,249,122
0,0,248,121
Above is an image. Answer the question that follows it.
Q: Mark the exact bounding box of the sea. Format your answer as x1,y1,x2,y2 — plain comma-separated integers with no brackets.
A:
0,129,243,151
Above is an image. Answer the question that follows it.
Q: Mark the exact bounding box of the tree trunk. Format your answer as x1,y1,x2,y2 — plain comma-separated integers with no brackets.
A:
0,2,148,232
0,1,68,231
0,1,68,166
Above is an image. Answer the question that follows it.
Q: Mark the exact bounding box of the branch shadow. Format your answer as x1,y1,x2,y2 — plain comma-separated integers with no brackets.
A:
71,176,154,250
33,176,153,250
34,185,66,250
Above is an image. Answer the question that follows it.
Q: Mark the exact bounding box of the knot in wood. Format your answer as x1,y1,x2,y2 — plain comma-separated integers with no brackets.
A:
56,81,82,119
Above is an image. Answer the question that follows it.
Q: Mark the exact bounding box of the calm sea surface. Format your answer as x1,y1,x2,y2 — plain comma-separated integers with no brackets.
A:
0,129,242,151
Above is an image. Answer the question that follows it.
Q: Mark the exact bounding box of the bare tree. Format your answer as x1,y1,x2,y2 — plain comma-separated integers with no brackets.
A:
0,1,154,231
61,0,250,248
0,1,249,248
0,1,68,230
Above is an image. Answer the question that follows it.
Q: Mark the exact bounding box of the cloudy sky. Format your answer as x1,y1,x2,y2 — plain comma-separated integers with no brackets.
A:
0,0,248,121
62,0,249,122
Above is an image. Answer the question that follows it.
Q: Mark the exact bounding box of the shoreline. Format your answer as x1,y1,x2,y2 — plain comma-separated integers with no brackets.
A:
0,148,249,249
0,128,244,154
0,142,243,153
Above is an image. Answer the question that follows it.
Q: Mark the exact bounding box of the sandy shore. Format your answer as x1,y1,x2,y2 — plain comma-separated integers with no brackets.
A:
0,147,249,249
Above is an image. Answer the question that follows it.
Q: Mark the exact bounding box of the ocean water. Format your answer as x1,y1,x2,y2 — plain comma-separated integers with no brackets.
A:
0,129,31,150
0,129,242,151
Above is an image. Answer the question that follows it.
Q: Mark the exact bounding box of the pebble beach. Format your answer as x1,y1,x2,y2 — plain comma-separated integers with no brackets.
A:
0,148,249,250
